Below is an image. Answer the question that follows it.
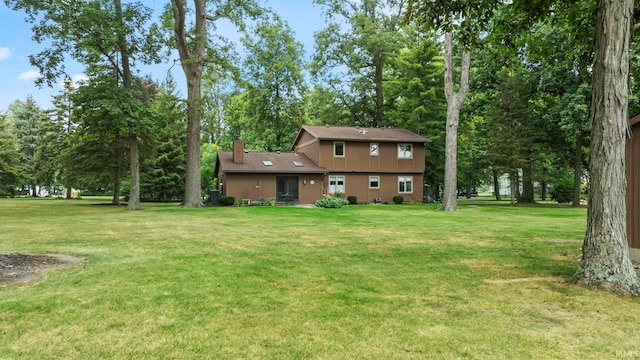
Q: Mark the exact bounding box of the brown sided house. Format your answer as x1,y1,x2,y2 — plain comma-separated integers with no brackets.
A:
215,140,326,204
215,125,428,205
627,114,640,260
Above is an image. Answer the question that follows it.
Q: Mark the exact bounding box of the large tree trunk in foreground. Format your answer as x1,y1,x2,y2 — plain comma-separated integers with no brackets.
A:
572,0,640,296
440,31,470,211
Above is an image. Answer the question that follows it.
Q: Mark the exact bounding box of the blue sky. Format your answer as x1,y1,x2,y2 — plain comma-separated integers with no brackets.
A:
0,0,326,112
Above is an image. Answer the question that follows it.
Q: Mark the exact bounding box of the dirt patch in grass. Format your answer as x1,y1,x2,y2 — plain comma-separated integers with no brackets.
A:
0,252,84,285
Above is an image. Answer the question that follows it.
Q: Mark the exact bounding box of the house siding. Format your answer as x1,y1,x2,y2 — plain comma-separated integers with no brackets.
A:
315,141,425,173
222,173,324,204
323,173,423,204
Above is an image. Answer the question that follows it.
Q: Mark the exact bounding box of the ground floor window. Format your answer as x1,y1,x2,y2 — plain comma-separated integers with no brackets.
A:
398,176,413,193
369,176,380,189
329,175,345,194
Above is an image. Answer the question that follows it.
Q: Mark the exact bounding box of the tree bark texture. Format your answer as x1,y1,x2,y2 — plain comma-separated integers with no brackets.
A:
573,0,640,295
172,0,205,207
519,157,534,203
573,131,584,207
440,31,470,211
492,169,501,201
509,171,516,207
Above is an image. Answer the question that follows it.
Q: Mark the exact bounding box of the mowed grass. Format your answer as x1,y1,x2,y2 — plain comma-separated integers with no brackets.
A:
0,197,639,359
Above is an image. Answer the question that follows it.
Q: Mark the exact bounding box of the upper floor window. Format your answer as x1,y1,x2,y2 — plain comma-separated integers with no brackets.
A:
370,142,379,156
398,143,412,159
334,142,345,157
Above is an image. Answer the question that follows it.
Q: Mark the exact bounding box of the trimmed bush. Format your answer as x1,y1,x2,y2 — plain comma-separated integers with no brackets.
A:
392,195,404,204
314,195,346,208
347,195,357,204
220,196,235,206
550,179,574,203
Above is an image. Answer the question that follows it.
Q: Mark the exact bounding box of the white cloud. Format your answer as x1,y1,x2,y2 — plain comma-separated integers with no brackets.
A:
0,46,10,61
59,73,89,89
71,73,89,85
17,70,41,80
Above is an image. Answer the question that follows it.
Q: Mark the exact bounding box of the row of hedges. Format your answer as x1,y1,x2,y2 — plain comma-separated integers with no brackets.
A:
220,195,406,207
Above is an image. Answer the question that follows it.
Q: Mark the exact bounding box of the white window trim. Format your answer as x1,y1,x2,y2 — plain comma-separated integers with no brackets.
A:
398,143,413,159
398,176,413,193
329,175,345,194
370,142,379,156
369,175,380,189
334,141,345,157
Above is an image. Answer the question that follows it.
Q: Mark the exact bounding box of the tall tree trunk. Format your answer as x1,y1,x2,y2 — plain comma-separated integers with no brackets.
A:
441,31,470,211
572,0,640,296
493,169,501,201
540,166,548,201
113,150,122,205
172,0,205,208
520,157,535,203
114,0,140,210
572,131,584,207
509,171,517,207
183,71,203,207
128,133,140,208
465,171,472,199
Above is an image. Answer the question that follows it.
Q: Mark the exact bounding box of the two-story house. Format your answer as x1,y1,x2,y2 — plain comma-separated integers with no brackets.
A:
215,125,428,204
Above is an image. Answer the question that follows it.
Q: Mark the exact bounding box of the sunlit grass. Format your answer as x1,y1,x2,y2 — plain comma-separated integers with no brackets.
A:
1,197,638,359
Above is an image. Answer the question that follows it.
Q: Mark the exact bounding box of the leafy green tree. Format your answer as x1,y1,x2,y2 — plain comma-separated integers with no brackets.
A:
384,27,446,199
0,113,23,196
200,143,220,194
168,0,263,207
304,85,352,126
525,19,592,207
312,0,407,127
6,0,163,209
239,15,307,151
407,0,503,211
5,96,48,196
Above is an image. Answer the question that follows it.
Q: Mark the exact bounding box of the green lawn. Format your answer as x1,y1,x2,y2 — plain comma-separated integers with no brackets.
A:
1,197,638,359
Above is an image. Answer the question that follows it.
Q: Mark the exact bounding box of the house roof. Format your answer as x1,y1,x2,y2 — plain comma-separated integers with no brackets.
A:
291,125,429,149
631,113,640,127
216,151,326,174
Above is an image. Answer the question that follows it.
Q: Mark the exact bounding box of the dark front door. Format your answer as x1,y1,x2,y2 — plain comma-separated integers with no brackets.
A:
277,176,299,203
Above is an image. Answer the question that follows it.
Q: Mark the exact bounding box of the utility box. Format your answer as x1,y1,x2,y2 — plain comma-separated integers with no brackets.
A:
208,190,220,205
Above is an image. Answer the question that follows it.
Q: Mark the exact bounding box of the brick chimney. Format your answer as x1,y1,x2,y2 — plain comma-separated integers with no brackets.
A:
233,140,244,164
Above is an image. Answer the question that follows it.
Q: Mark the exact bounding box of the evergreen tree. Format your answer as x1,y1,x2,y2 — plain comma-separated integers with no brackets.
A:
6,96,48,196
0,113,23,197
140,77,187,202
